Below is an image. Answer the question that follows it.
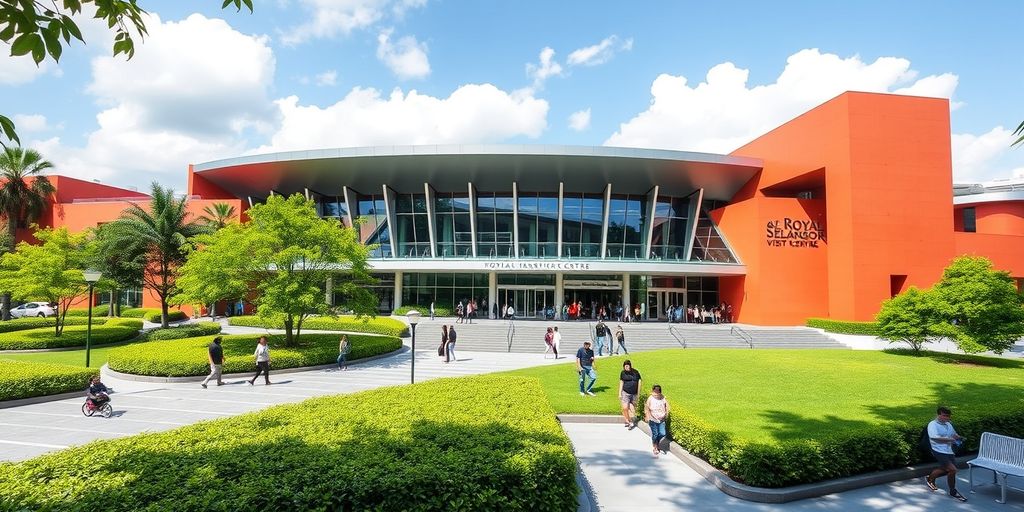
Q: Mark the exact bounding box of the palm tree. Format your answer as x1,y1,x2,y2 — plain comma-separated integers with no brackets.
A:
108,183,209,328
199,202,237,229
1014,120,1024,147
0,147,55,320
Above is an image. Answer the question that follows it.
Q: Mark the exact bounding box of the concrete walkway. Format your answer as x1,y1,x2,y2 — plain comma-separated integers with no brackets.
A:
0,346,563,462
566,422,1024,511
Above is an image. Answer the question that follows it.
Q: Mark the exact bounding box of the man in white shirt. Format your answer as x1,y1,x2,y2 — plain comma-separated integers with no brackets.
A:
925,406,967,502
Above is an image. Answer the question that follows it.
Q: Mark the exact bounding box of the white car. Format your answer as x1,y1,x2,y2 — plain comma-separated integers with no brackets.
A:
10,302,56,318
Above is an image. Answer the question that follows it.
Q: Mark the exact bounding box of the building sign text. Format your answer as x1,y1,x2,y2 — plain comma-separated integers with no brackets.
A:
766,218,826,248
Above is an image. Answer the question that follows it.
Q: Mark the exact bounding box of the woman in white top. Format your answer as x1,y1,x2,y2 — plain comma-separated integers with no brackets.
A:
644,384,671,456
249,336,272,386
552,326,562,359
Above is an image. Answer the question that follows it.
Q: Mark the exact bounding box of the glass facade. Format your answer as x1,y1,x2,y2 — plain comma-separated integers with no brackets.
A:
650,195,691,260
402,272,488,309
516,192,559,258
607,194,647,259
690,209,737,263
394,193,431,257
316,195,349,226
476,191,515,258
434,192,473,257
354,194,391,258
561,192,604,258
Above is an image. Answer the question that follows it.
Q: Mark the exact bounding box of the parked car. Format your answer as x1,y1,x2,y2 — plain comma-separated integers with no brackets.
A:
10,302,56,318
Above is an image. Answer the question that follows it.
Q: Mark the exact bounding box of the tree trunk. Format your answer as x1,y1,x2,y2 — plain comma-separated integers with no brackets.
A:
284,315,295,347
161,300,169,329
1,220,15,321
108,290,116,317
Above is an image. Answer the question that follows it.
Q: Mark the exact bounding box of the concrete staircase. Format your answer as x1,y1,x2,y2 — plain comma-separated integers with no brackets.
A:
405,318,847,353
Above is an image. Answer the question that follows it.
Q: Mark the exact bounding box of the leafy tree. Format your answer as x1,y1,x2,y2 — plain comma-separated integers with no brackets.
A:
1014,120,1024,147
0,146,55,320
876,287,944,353
199,202,237,230
933,256,1024,354
176,194,376,346
0,0,253,146
87,222,146,316
106,183,209,327
0,227,91,335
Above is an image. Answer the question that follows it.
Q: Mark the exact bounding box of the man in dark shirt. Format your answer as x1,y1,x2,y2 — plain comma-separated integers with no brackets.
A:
618,360,642,428
576,341,597,396
201,336,225,388
86,376,110,406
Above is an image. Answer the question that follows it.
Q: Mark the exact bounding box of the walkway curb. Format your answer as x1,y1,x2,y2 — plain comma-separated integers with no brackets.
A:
558,414,627,424
101,346,409,383
0,390,84,409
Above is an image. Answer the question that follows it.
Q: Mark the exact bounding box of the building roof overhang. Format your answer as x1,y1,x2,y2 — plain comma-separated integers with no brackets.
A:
193,145,763,200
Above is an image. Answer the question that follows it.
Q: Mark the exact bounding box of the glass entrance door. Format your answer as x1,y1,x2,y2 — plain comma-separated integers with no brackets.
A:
497,287,553,319
647,291,659,320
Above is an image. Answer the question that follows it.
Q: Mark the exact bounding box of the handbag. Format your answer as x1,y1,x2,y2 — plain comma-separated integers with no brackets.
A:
437,345,445,357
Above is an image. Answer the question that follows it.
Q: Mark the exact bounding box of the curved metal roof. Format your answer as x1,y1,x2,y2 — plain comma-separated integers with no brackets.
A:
194,144,762,200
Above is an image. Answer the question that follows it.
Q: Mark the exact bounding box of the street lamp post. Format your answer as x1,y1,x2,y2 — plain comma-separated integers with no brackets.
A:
83,270,102,368
407,310,421,384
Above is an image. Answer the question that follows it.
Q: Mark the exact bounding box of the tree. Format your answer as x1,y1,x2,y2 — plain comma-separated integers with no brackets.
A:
876,287,944,353
88,222,146,316
1013,120,1024,147
0,0,253,147
176,194,377,346
0,227,90,336
933,256,1024,354
199,202,237,230
0,146,55,320
106,183,208,327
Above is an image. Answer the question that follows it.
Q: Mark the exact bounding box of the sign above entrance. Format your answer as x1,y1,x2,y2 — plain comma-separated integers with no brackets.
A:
766,218,826,248
482,261,593,271
563,279,622,289
368,258,747,275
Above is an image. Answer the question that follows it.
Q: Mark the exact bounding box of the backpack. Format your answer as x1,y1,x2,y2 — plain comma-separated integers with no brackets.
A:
544,332,553,345
918,425,935,460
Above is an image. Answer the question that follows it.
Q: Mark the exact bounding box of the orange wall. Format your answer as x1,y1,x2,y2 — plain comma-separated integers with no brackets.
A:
975,202,1024,235
954,232,1024,280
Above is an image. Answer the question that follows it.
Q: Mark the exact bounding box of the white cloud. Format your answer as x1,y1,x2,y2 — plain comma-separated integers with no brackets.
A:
567,35,631,67
0,55,60,85
525,47,563,90
31,13,276,191
606,48,962,154
376,29,430,80
315,70,339,86
281,0,427,46
950,127,1024,183
256,84,548,152
12,114,48,132
568,108,591,131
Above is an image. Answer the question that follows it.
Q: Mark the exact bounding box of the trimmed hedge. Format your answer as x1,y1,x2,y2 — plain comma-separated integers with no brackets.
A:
660,397,1024,488
0,359,95,401
806,318,880,336
120,307,189,323
137,322,222,342
395,304,454,317
107,332,401,377
64,305,111,317
228,314,408,337
0,316,94,333
0,376,577,511
0,318,143,350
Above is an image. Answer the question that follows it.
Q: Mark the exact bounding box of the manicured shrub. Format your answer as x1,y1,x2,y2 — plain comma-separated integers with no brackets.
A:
0,316,94,333
0,376,578,511
395,304,454,317
806,318,880,336
107,332,401,377
0,359,95,401
64,305,112,317
120,307,188,323
137,322,222,341
0,318,142,350
228,314,408,337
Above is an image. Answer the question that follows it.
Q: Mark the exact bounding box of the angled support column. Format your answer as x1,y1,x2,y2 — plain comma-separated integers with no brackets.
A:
468,183,478,258
684,188,705,261
382,185,398,258
512,181,520,258
600,183,611,259
424,183,437,258
644,185,659,259
341,186,356,230
556,182,564,259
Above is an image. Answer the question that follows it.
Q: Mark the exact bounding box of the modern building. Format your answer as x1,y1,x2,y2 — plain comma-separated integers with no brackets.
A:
21,91,1024,324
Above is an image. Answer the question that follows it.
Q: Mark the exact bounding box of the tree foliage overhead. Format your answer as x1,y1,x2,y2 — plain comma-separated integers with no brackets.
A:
1014,120,1024,147
0,226,91,336
105,182,209,328
876,287,943,353
0,0,253,146
176,194,377,346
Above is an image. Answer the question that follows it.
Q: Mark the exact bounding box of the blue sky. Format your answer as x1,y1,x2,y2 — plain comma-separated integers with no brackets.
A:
1,0,1021,192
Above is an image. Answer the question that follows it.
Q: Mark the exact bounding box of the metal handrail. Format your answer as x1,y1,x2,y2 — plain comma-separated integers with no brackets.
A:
506,320,516,352
730,326,753,348
668,325,687,349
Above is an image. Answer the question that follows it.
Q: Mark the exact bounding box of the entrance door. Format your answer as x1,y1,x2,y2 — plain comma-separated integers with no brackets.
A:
647,291,659,320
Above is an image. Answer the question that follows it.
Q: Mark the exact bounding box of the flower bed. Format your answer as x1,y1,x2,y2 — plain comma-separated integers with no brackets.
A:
228,314,408,337
0,376,578,511
107,332,401,377
0,359,95,401
0,318,143,350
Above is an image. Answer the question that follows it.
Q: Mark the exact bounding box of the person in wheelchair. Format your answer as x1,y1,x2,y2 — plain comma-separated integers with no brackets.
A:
86,375,111,406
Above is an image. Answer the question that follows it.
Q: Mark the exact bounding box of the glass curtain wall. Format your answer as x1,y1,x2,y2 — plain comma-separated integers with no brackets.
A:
561,192,604,258
476,192,515,258
690,209,738,263
685,276,720,307
516,192,559,258
650,195,691,260
355,194,391,258
402,272,488,309
394,193,431,257
606,194,647,259
316,195,349,227
434,192,473,258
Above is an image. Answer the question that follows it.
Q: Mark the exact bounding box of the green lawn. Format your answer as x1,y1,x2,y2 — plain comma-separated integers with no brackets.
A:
504,349,1024,443
0,345,124,368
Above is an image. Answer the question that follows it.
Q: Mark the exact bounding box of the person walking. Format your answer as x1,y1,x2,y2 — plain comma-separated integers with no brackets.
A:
201,336,225,388
506,303,516,320
925,406,968,502
337,334,350,371
644,384,671,456
466,300,474,324
618,360,642,428
543,327,557,359
552,326,562,359
430,301,435,321
576,340,597,396
456,301,464,324
438,325,449,360
594,320,609,357
249,336,272,385
614,325,629,355
446,325,457,363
